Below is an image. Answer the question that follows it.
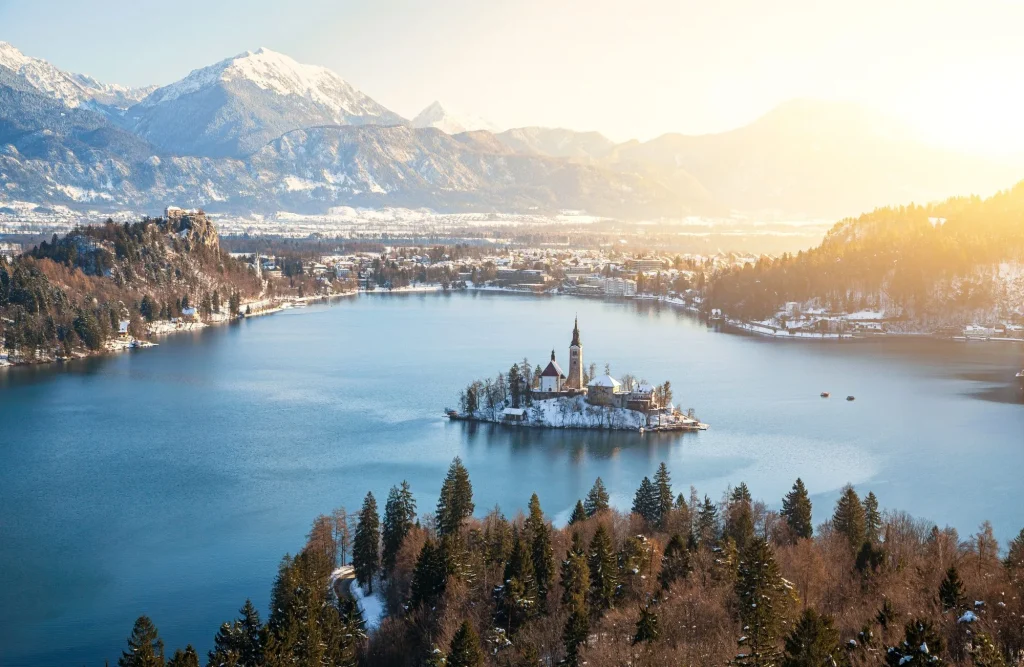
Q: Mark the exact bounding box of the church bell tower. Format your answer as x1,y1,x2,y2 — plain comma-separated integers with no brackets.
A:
566,317,584,390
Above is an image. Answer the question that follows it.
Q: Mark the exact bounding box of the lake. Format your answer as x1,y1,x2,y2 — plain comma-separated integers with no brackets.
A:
1,291,1022,666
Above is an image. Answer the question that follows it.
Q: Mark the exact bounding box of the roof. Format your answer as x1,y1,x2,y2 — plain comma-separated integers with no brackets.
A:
588,374,621,388
503,408,527,416
571,317,581,347
540,360,565,378
635,383,655,393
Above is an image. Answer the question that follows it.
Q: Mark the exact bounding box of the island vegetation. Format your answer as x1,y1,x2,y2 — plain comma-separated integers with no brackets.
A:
115,459,1024,667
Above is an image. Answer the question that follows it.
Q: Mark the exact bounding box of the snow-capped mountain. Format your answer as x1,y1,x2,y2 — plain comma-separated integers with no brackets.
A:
0,41,153,110
126,47,406,158
411,101,497,135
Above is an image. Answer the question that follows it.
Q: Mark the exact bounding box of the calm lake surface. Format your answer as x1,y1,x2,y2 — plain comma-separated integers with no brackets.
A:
2,291,1023,665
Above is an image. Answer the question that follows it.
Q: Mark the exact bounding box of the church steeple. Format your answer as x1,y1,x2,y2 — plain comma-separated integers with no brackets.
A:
565,317,584,390
571,316,581,347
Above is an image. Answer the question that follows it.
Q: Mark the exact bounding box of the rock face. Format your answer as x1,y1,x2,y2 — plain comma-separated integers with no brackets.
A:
163,207,220,252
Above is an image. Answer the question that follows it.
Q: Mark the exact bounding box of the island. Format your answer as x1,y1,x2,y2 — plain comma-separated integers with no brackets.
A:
447,318,708,432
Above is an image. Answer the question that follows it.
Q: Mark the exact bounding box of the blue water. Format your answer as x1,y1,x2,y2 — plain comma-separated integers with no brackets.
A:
1,291,1022,665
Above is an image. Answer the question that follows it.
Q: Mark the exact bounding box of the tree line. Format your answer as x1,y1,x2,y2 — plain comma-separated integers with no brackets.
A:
117,458,1024,666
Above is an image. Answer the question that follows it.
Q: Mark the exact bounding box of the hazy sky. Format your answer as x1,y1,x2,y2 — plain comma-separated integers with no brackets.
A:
4,0,1024,152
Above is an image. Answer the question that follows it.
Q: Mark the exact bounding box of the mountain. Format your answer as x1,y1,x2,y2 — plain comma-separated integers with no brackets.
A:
411,101,497,134
496,127,617,161
247,125,705,216
0,41,153,110
125,48,405,158
607,99,1023,219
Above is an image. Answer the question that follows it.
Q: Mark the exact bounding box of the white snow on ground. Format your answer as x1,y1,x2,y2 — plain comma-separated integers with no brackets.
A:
351,580,386,631
471,395,647,430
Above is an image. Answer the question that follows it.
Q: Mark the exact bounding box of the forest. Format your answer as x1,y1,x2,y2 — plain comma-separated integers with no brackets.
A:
116,459,1024,667
707,182,1024,321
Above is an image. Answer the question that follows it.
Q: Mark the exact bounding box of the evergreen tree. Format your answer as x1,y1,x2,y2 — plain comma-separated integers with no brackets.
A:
523,494,554,610
447,621,484,667
696,495,719,545
885,619,945,666
587,524,618,613
568,500,587,526
584,477,610,517
632,476,660,525
207,599,262,667
654,462,674,529
497,529,538,633
938,565,966,612
1006,528,1024,586
863,492,882,544
734,538,787,666
832,485,866,553
437,457,475,537
562,606,590,667
119,616,165,667
970,633,1007,667
167,646,199,667
659,533,691,590
352,491,380,593
725,483,755,551
780,478,813,540
633,605,660,644
782,609,846,667
561,533,590,609
410,538,449,609
381,481,416,575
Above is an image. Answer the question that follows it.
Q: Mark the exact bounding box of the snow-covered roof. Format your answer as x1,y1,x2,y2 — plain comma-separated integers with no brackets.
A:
503,408,527,416
635,383,655,393
588,374,621,388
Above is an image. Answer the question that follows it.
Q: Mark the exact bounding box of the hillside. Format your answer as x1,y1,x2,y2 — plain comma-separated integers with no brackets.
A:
707,182,1024,325
0,209,266,363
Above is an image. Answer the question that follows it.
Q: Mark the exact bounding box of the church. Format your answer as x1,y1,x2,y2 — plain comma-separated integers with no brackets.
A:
534,318,660,413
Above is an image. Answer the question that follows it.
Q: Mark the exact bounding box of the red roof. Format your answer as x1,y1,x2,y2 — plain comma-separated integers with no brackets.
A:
540,360,565,378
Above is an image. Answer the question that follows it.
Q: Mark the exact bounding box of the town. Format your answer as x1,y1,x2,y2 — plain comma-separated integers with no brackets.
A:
446,318,708,432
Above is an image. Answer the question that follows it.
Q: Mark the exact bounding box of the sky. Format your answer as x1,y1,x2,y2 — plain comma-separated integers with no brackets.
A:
3,0,1024,153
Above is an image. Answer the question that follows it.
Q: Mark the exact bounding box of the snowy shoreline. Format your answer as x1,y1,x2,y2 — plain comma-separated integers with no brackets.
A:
450,395,707,432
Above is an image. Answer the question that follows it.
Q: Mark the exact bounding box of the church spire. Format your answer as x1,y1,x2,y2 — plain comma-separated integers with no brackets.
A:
571,316,581,347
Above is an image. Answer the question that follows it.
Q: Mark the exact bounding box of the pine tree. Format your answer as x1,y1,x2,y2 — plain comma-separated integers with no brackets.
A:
885,619,945,666
654,462,674,529
832,485,866,553
725,483,755,551
568,500,587,525
696,495,719,546
562,606,590,667
584,477,610,517
939,565,966,612
119,616,164,667
208,599,262,667
524,494,554,610
782,609,845,667
587,524,618,613
381,481,417,575
970,633,1007,667
863,492,882,544
632,476,660,525
633,605,660,644
659,533,691,590
437,457,474,537
734,538,787,666
410,538,449,609
561,533,590,609
447,620,484,667
780,478,813,540
1004,528,1024,579
497,529,538,633
166,646,199,667
352,491,380,593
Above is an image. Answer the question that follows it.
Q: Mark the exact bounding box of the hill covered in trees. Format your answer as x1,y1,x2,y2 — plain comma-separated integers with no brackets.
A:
707,182,1024,327
1,210,273,363
116,459,1024,667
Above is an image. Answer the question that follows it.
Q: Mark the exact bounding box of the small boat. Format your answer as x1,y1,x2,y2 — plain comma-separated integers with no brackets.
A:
846,395,856,401
820,392,830,398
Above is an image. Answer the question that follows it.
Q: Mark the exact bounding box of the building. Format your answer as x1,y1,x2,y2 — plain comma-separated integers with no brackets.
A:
565,318,584,390
587,375,621,405
628,258,665,272
539,350,566,392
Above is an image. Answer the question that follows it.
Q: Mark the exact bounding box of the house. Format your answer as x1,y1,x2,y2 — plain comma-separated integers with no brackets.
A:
587,375,622,406
181,307,198,321
502,407,527,423
118,320,130,336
